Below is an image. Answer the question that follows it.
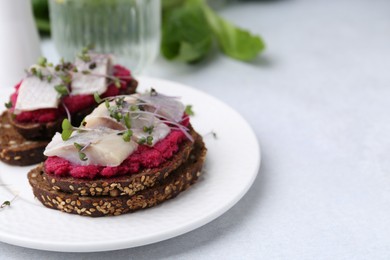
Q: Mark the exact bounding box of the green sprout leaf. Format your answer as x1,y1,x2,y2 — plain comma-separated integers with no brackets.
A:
138,137,146,145
4,101,12,109
185,105,194,116
146,135,154,145
0,200,11,209
37,56,47,67
61,119,73,141
47,75,53,83
74,142,88,161
105,99,110,108
124,113,131,129
93,92,102,104
78,152,88,161
143,126,154,134
36,69,43,80
55,84,69,96
122,129,133,142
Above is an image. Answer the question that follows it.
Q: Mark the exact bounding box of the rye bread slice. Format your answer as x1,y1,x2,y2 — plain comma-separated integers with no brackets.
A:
42,126,200,197
28,136,207,217
0,111,48,166
9,79,138,140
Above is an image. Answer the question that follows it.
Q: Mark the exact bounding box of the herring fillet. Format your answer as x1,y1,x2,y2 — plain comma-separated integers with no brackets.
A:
14,75,61,113
71,54,112,95
44,131,138,167
84,96,171,146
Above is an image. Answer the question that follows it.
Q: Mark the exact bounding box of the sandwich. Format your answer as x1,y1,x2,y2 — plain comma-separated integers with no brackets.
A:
0,49,137,166
28,90,207,217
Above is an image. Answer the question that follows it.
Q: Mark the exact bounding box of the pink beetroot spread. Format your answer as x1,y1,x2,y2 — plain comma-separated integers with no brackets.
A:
10,65,133,123
45,129,187,179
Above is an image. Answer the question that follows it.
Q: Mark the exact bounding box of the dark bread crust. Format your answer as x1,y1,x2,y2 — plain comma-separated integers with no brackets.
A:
43,126,199,197
9,79,138,140
0,111,48,166
28,135,207,217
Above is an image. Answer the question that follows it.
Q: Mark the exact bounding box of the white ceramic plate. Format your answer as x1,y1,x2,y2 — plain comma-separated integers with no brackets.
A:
0,77,261,252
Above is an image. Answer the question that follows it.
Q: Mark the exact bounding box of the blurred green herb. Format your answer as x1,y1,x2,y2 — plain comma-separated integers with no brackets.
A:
32,0,50,35
162,0,265,62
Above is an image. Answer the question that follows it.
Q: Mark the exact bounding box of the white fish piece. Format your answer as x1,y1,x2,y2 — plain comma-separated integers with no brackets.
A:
84,94,171,146
71,54,112,95
139,91,185,122
131,113,171,146
44,129,138,167
14,66,61,113
83,95,139,130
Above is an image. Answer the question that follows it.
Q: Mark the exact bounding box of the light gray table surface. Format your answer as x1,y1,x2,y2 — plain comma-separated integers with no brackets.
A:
1,0,390,259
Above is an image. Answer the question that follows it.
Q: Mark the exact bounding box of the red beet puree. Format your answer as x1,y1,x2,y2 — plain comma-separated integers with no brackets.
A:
11,65,132,123
45,129,186,179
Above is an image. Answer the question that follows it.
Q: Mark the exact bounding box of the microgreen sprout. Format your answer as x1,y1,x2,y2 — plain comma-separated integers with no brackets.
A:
59,74,72,85
124,113,131,129
37,57,47,67
31,67,37,75
1,194,18,210
185,105,194,116
47,75,53,83
55,84,69,97
115,97,125,107
108,106,122,122
93,92,103,104
74,142,88,161
138,137,146,145
61,119,74,141
0,201,10,209
143,125,154,134
122,129,133,142
4,100,12,109
146,135,154,145
36,70,43,80
78,44,94,62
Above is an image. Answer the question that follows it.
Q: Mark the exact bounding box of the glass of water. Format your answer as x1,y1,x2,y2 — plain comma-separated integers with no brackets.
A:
49,0,160,75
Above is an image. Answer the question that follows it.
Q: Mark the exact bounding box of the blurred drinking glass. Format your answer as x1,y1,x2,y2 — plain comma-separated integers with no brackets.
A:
49,0,161,75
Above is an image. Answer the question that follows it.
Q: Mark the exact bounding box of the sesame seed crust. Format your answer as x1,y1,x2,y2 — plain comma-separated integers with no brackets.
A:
27,135,207,217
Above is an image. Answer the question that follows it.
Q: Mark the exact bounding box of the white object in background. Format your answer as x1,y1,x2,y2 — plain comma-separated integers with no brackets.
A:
0,0,41,88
